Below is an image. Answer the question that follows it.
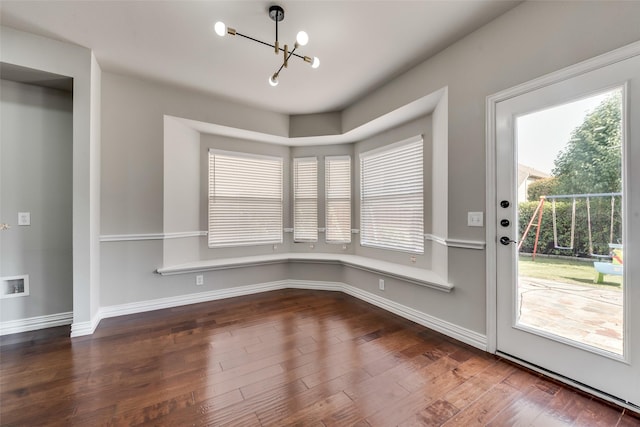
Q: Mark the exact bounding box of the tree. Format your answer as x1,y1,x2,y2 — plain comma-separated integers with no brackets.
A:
552,92,622,195
527,177,559,201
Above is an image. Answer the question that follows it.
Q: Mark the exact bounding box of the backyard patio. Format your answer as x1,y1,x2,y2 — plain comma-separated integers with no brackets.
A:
517,256,623,355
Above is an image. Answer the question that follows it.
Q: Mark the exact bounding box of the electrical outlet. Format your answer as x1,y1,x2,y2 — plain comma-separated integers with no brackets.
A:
379,279,385,291
196,275,204,286
18,212,31,226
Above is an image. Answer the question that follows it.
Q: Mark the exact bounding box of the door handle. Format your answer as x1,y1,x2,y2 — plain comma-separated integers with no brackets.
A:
500,236,517,245
0,223,9,231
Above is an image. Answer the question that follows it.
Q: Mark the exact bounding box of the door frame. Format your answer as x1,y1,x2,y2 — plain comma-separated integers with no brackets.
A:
485,40,640,408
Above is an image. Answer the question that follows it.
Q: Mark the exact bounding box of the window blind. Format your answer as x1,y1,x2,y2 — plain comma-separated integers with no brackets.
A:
325,156,351,243
293,157,318,242
360,136,424,253
208,150,283,247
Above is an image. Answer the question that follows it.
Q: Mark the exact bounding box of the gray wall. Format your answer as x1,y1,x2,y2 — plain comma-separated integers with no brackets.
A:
162,117,200,266
0,79,73,321
101,72,288,236
98,1,640,336
1,26,101,331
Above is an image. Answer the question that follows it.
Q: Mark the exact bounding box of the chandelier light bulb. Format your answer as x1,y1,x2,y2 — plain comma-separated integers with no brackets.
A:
214,21,227,37
269,74,279,86
296,31,309,46
311,56,320,69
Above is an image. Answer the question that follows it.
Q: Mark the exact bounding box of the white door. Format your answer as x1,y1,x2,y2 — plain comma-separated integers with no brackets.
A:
493,48,640,408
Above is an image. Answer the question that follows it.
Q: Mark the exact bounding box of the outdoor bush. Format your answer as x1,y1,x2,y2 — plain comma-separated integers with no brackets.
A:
518,197,622,257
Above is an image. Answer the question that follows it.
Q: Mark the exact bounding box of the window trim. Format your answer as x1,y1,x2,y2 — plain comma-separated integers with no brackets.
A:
293,156,318,243
359,135,424,254
207,148,283,248
325,155,352,244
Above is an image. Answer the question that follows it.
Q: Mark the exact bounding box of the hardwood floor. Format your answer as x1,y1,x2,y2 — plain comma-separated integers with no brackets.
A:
1,289,637,426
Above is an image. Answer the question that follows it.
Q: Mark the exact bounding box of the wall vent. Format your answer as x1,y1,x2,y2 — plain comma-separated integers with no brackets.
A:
1,275,29,298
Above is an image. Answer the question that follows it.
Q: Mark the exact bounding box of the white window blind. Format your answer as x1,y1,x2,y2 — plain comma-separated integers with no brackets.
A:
360,136,424,253
325,156,351,243
293,157,318,242
208,150,283,247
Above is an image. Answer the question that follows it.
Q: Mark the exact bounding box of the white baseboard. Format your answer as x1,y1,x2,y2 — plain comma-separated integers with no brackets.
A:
1,311,73,336
89,279,487,351
97,280,290,322
70,315,102,338
288,280,486,350
286,280,343,292
338,283,487,351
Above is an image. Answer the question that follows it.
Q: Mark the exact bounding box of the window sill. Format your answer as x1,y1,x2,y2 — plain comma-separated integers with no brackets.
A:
156,252,453,293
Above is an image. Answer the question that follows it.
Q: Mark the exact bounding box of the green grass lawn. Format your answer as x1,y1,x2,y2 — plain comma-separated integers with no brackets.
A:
518,255,623,288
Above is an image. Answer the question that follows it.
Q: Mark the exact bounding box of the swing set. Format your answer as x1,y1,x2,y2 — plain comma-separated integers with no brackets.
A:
519,192,622,266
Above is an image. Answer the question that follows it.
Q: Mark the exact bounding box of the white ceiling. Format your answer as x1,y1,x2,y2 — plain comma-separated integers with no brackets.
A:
0,1,520,115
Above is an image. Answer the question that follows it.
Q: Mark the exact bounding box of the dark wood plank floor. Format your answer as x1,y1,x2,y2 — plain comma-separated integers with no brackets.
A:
1,289,638,426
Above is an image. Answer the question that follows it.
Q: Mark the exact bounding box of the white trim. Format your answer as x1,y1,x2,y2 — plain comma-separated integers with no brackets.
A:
99,231,207,242
286,281,483,349
91,280,486,351
156,252,453,292
337,282,487,351
485,40,640,355
208,147,283,163
101,233,165,242
165,231,207,239
1,311,72,336
445,238,486,250
488,40,640,104
70,315,102,337
424,234,485,250
497,352,640,414
98,281,290,321
486,89,498,353
425,234,447,246
285,280,344,292
1,274,30,298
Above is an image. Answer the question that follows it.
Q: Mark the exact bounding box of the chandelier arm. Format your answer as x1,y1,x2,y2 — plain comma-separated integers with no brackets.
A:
236,32,276,50
287,46,297,63
273,45,298,77
235,32,308,61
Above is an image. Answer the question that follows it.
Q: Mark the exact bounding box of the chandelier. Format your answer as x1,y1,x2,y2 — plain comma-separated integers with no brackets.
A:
214,5,320,87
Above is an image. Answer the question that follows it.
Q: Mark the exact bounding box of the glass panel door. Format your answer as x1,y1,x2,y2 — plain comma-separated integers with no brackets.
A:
494,51,640,408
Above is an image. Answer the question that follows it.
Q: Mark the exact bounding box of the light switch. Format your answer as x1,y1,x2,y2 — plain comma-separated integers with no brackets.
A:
467,211,483,227
18,212,31,226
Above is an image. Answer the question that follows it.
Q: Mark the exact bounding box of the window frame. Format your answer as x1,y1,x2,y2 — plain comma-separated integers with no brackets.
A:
207,149,283,248
325,155,352,244
359,135,424,254
293,156,318,243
